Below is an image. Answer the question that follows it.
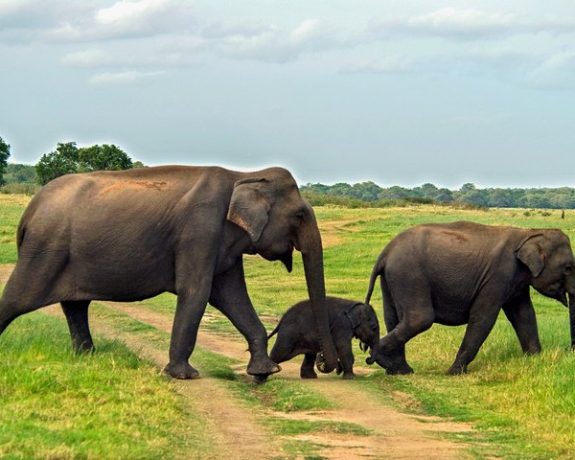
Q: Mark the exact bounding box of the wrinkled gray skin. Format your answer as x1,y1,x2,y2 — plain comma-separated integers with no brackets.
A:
256,297,379,383
365,221,575,375
0,166,339,379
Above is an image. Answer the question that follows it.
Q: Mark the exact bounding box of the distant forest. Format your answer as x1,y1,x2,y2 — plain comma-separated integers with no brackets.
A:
3,163,575,209
301,181,575,209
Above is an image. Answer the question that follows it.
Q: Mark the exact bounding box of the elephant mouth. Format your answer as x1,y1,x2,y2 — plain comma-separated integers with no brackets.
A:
280,251,293,272
551,286,568,307
360,341,377,353
559,291,568,307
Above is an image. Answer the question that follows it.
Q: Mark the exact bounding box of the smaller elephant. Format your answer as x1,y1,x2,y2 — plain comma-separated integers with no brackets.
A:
258,297,380,382
365,221,575,375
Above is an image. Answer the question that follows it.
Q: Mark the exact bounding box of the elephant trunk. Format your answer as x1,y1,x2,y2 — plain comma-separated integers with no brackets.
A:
297,203,338,372
566,272,575,349
569,293,575,350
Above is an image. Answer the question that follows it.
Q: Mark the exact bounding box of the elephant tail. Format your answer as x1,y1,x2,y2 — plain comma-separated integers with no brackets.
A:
267,322,281,339
365,251,386,304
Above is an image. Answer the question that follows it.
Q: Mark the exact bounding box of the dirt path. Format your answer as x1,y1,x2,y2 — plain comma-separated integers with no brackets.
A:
1,264,472,459
43,304,279,460
319,218,362,248
101,302,472,459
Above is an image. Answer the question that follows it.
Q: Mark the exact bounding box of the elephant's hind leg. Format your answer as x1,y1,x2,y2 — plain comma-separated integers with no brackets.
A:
61,301,94,353
0,257,68,339
382,280,413,374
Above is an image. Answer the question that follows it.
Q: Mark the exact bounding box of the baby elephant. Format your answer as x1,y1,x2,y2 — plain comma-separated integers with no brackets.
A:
261,297,380,382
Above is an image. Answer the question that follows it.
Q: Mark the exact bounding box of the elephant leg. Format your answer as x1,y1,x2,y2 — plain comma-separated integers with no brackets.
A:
382,279,412,373
375,289,433,374
301,353,318,379
210,261,280,377
0,256,68,338
165,288,211,380
61,300,94,353
448,297,500,375
335,338,355,380
502,290,541,355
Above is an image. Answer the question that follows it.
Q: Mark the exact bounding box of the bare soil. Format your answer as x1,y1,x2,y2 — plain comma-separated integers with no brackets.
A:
97,301,472,459
1,263,473,459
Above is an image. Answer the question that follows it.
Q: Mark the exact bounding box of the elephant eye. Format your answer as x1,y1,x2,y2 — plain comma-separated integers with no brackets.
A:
565,264,573,275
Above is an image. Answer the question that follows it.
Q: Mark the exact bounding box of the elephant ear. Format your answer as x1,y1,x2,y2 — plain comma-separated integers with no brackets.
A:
516,233,545,278
227,178,271,243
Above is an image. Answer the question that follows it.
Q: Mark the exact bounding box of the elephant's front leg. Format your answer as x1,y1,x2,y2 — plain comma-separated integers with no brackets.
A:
300,353,318,379
335,331,355,379
502,290,541,355
210,261,280,377
165,287,211,379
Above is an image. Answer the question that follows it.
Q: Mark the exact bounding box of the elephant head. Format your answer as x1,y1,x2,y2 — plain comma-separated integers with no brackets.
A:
226,167,338,371
348,303,380,353
516,229,575,347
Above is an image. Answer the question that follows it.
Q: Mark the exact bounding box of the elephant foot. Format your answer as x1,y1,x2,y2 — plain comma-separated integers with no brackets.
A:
247,356,281,376
522,345,541,355
253,374,269,385
386,364,414,375
164,362,200,380
73,342,95,355
342,372,355,380
446,363,467,375
300,370,318,379
315,353,337,374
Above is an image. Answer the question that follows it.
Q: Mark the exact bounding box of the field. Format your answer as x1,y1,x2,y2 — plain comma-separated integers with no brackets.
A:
1,193,574,459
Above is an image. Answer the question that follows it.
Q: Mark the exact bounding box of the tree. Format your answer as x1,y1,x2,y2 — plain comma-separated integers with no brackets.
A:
78,144,132,172
36,142,134,185
4,163,37,184
36,142,79,185
0,136,11,186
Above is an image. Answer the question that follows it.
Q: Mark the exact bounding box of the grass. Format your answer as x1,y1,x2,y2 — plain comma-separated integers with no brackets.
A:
92,303,343,458
0,312,206,459
0,194,30,264
239,204,575,459
2,195,575,457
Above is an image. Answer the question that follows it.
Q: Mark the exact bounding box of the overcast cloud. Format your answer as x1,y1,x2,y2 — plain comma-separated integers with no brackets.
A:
1,0,574,187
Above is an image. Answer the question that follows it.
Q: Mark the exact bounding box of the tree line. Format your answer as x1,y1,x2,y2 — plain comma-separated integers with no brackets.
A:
301,181,575,209
1,135,574,208
0,136,143,194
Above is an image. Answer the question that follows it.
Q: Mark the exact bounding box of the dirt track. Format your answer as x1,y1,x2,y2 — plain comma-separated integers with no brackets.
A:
89,300,473,459
1,263,473,459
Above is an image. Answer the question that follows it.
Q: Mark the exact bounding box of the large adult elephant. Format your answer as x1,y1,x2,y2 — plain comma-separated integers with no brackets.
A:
0,166,339,379
365,221,575,375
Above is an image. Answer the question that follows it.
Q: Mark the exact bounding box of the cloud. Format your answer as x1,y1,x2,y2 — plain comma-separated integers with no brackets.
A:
5,1,575,90
217,19,347,63
61,41,203,68
88,70,166,85
370,8,575,40
528,51,575,88
340,56,415,74
61,49,111,67
0,0,197,43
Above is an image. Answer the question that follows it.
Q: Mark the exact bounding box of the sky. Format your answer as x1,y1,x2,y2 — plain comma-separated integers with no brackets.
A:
1,0,574,189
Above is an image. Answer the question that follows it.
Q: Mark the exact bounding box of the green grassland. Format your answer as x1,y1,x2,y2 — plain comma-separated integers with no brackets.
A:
0,312,208,459
1,195,575,458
